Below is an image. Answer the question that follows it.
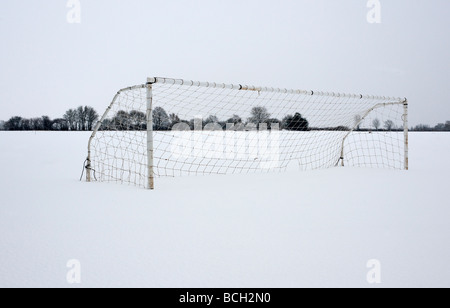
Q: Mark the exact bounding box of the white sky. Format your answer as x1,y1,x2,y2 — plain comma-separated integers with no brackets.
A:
0,0,449,126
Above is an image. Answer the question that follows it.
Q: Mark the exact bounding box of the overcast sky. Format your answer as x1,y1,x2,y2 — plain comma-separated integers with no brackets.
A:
0,0,449,126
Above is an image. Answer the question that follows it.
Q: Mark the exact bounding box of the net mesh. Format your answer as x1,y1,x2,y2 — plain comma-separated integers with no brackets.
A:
88,79,406,188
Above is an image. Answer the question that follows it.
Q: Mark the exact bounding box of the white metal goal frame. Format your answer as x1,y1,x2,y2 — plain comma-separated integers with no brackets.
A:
86,77,408,190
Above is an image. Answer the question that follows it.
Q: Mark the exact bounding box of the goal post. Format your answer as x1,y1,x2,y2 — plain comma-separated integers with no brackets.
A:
86,84,148,184
86,77,408,189
338,100,408,168
146,81,155,190
403,99,409,171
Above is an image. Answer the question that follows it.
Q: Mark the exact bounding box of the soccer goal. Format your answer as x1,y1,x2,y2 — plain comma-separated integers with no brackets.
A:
86,77,408,189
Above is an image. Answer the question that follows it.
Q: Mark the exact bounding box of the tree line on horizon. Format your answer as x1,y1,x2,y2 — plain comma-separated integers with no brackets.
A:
0,106,309,132
99,106,311,132
0,106,99,131
0,106,448,132
410,121,450,132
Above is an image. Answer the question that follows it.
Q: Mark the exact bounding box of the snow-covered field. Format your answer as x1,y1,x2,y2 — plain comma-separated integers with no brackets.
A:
0,132,449,288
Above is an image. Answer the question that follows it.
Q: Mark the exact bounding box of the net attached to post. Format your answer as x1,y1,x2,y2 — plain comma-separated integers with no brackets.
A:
88,78,406,188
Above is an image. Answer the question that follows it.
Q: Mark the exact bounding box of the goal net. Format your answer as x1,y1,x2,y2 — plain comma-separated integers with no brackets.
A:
87,77,408,189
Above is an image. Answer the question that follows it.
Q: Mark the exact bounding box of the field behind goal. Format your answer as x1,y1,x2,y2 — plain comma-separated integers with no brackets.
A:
86,77,408,189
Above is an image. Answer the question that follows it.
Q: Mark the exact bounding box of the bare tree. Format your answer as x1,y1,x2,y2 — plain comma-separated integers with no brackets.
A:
0,120,5,130
248,107,270,129
64,109,77,131
51,119,68,131
112,110,130,130
384,120,395,131
372,118,380,131
30,117,44,130
85,107,99,131
129,110,146,130
22,119,32,130
153,107,170,130
5,117,23,130
76,106,87,131
42,116,52,130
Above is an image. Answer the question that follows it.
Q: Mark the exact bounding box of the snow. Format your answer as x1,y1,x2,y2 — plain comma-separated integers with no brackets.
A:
0,132,449,287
